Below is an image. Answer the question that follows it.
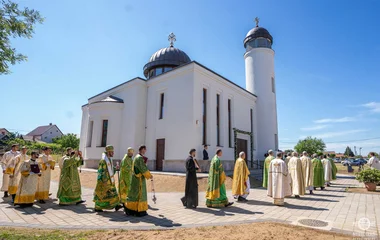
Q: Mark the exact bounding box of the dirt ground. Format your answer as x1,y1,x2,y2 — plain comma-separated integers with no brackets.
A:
51,168,234,192
0,222,352,240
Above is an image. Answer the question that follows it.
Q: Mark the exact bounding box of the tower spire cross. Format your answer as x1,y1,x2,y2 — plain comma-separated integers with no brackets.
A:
168,32,176,47
255,17,260,27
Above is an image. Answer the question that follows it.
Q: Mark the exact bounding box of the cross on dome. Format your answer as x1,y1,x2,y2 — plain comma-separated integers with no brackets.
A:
255,17,260,27
168,32,176,47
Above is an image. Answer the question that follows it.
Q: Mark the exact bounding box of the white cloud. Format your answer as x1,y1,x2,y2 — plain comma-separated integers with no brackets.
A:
300,129,368,139
314,117,356,124
361,102,380,113
300,125,329,131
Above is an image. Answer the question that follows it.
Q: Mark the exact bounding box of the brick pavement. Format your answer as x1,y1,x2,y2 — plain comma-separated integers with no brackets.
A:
0,173,378,239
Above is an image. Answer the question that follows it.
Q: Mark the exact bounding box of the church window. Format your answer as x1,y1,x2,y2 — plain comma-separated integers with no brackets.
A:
228,99,232,148
149,69,154,78
164,67,172,72
101,120,108,147
274,133,278,151
155,68,163,76
202,88,207,145
87,120,93,147
271,77,275,93
216,94,220,146
159,93,164,119
250,108,255,150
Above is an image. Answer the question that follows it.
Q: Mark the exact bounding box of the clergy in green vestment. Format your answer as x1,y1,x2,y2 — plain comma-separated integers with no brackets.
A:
57,149,86,205
327,155,337,180
262,150,275,188
93,145,122,212
119,147,134,203
125,145,152,217
205,149,233,208
311,154,325,190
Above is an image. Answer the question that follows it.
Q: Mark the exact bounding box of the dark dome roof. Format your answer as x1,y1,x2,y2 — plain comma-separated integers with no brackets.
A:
243,27,273,47
143,46,191,77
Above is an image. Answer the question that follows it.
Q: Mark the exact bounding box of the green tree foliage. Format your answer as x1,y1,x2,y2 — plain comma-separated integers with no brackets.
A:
330,153,336,158
344,146,355,157
52,133,80,149
0,0,44,74
284,149,294,155
294,136,326,155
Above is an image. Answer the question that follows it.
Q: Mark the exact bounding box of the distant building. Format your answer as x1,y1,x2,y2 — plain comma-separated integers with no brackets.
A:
26,123,63,143
0,128,10,138
324,151,336,156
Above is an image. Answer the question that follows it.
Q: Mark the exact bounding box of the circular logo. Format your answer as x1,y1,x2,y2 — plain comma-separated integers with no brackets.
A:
358,217,371,230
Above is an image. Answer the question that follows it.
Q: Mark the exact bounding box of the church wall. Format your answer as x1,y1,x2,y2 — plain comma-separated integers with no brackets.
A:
193,65,257,171
79,105,89,154
81,102,123,167
111,81,147,159
145,65,195,171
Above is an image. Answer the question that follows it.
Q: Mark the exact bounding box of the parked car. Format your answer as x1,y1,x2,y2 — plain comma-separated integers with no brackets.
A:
342,159,353,166
333,158,340,163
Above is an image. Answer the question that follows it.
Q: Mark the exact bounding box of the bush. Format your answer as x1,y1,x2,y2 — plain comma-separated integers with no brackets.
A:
355,168,380,184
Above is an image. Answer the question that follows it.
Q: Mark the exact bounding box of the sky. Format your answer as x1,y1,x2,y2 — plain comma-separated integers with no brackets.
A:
1,0,380,155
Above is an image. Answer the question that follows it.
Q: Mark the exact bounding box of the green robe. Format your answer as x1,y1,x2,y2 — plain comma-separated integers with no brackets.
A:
262,156,275,188
328,158,337,180
206,155,228,208
119,154,133,203
312,158,324,188
57,156,83,204
126,154,152,212
93,157,120,210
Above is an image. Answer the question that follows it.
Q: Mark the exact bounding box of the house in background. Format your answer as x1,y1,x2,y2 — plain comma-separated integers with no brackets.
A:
0,128,10,137
26,123,63,143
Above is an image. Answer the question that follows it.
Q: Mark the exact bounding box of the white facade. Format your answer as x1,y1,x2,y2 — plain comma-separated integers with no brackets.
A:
80,62,261,172
244,47,278,159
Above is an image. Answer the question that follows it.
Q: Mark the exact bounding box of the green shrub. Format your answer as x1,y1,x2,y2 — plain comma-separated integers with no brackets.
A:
355,168,380,184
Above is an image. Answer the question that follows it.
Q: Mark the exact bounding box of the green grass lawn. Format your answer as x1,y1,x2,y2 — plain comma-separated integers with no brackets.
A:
0,228,94,240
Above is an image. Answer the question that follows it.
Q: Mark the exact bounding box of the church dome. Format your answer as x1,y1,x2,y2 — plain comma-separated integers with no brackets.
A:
243,18,273,49
143,33,191,78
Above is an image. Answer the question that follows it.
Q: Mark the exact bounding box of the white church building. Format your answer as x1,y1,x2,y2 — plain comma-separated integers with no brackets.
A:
79,20,279,172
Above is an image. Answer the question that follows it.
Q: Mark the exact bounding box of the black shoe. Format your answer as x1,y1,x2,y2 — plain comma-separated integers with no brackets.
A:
321,187,325,190
237,196,248,202
309,190,314,195
76,200,86,205
295,195,300,198
94,209,103,212
327,184,331,187
136,211,148,217
115,205,123,212
39,200,46,204
4,192,8,198
313,187,317,190
225,202,234,207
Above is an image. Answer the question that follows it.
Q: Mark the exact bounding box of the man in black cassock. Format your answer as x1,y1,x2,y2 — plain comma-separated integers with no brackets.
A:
181,149,199,209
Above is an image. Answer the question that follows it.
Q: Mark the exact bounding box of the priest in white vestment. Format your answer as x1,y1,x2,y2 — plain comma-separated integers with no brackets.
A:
288,152,305,198
368,152,380,170
267,152,292,205
6,146,29,203
321,155,332,186
300,151,314,195
36,146,55,203
1,144,20,198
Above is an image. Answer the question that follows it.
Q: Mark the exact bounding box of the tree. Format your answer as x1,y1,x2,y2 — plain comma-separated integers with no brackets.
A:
0,0,44,74
330,153,336,158
284,149,294,155
344,146,355,157
294,136,326,155
52,133,80,149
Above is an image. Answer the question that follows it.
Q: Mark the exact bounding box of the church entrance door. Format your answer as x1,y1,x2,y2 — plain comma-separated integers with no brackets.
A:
156,139,165,171
236,138,248,164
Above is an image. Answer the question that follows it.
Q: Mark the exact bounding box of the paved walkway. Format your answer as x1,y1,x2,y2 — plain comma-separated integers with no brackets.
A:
0,173,379,239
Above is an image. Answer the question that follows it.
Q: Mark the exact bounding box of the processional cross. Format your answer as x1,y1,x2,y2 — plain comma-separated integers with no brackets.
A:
168,32,176,47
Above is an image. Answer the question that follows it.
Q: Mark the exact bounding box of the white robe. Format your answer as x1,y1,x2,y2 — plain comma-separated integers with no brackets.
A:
368,157,380,170
14,160,40,205
300,156,314,191
288,157,305,196
321,158,332,183
267,158,292,205
36,154,55,200
1,150,20,192
6,153,29,195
